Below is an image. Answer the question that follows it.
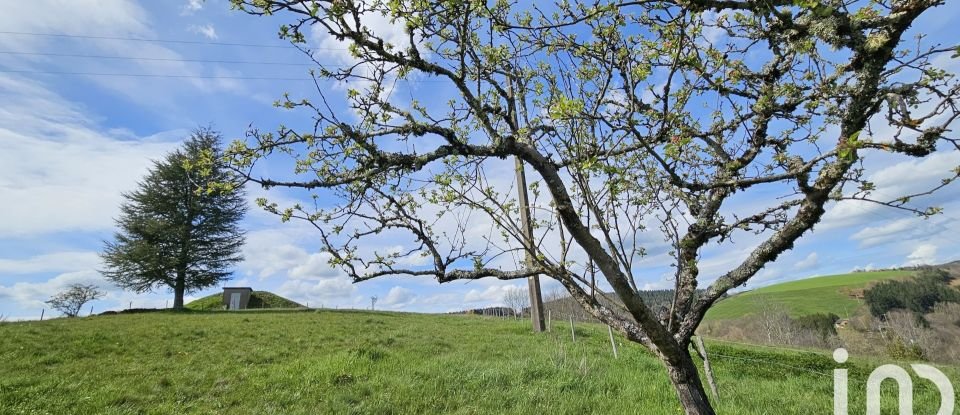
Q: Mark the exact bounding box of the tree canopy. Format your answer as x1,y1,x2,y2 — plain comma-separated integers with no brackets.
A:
227,1,959,413
865,268,959,317
101,130,247,309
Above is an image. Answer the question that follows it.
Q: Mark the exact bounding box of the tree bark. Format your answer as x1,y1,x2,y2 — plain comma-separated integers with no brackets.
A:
666,352,717,415
172,271,186,310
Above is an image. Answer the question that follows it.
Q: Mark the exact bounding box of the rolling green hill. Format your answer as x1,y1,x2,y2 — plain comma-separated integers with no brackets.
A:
0,310,951,414
186,291,305,311
704,270,911,320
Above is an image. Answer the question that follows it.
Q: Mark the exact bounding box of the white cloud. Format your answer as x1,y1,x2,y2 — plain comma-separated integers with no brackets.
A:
189,23,218,40
0,0,151,51
276,278,356,307
905,244,938,266
240,229,340,280
793,252,819,271
0,253,206,315
0,270,108,310
289,252,341,280
0,75,180,237
641,278,673,291
238,228,358,307
0,251,101,274
380,286,416,308
848,217,939,248
0,0,251,113
384,245,432,267
181,0,204,15
700,10,734,45
464,285,516,304
820,150,960,232
696,244,755,282
306,7,428,102
309,10,414,67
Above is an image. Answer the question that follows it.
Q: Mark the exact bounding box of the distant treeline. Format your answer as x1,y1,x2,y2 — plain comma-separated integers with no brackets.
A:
450,306,516,317
450,289,707,324
536,289,708,323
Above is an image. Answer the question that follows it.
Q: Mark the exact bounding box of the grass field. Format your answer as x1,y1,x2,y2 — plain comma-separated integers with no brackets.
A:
0,310,952,414
704,270,911,320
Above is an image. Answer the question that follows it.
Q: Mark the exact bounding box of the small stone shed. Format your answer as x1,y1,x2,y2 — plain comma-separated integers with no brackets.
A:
222,287,253,310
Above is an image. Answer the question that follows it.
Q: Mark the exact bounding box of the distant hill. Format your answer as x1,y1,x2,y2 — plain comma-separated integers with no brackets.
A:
525,289,707,324
457,262,959,323
704,260,960,321
704,269,920,321
939,260,960,281
186,291,305,311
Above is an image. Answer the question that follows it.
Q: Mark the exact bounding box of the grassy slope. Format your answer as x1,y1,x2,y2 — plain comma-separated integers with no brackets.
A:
705,270,911,320
186,291,305,311
0,310,950,414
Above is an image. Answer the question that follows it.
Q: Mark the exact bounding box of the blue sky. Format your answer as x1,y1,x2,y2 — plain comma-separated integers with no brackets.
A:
1,0,959,320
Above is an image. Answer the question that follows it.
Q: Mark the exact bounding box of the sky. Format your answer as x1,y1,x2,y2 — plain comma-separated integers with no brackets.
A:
1,0,959,320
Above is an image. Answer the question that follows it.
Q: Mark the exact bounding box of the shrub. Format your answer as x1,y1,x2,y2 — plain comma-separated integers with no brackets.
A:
794,313,840,339
864,269,960,317
886,336,925,361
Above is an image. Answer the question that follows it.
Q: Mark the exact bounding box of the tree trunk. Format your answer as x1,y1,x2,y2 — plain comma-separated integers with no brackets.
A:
172,271,186,310
666,352,717,415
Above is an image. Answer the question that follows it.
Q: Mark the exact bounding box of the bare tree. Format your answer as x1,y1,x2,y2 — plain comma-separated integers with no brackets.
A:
883,310,934,347
504,286,529,318
46,284,104,318
753,298,795,345
228,1,960,413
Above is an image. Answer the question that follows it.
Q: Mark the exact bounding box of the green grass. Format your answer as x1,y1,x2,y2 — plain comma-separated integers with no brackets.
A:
0,310,952,414
186,291,305,311
705,270,911,320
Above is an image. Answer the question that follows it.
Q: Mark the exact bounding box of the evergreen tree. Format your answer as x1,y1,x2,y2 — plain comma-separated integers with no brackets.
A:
101,129,246,309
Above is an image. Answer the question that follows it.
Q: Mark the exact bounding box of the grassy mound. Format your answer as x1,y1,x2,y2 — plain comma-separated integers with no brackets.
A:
0,310,953,414
186,291,304,311
704,270,911,320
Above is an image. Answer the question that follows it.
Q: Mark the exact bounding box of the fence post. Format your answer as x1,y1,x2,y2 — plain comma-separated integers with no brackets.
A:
547,310,552,332
608,325,619,359
569,316,576,342
694,336,720,403
89,305,94,316
40,309,44,321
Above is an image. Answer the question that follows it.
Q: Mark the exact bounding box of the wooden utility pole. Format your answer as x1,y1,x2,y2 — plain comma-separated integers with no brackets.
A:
510,80,545,333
